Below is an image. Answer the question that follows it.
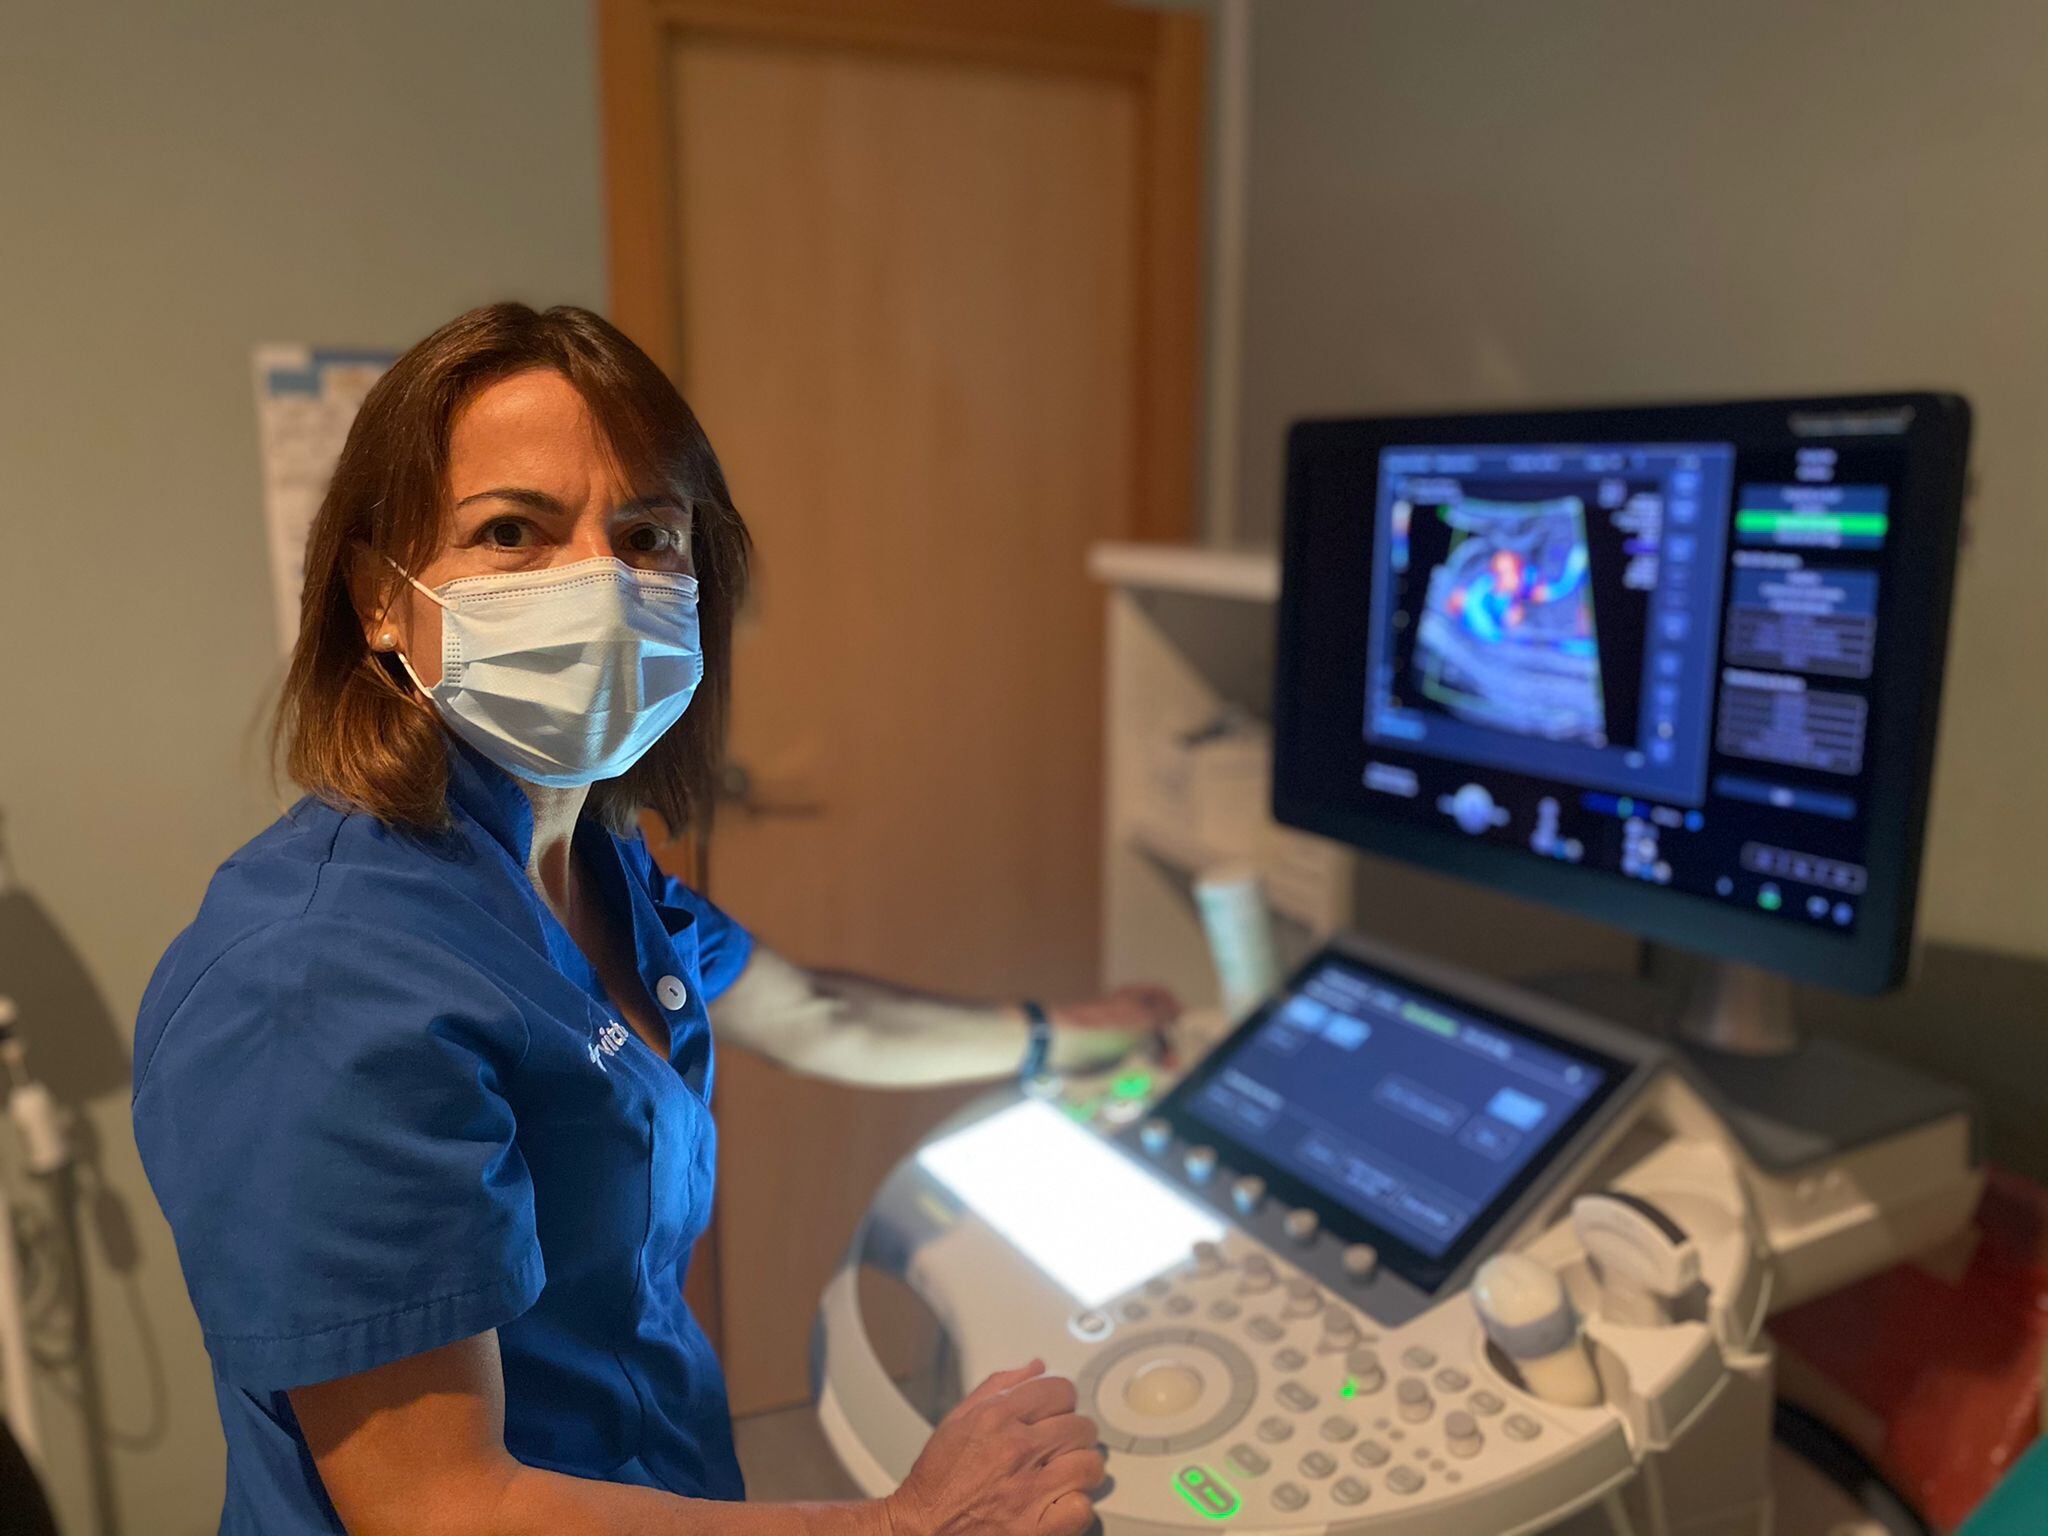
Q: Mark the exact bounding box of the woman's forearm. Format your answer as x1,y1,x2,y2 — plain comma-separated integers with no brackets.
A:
709,947,1130,1088
480,1465,893,1536
299,1336,901,1536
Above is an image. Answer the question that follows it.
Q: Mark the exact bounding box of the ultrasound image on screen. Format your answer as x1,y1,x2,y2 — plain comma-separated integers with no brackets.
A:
1388,480,1651,753
1367,447,1734,806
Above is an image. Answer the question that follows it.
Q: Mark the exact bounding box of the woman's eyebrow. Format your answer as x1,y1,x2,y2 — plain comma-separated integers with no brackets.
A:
453,487,571,514
616,494,691,518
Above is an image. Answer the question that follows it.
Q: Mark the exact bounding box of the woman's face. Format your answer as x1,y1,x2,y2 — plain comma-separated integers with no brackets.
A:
362,368,694,686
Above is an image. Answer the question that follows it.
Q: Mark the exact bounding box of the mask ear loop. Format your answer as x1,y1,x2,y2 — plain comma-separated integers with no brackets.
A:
377,553,451,699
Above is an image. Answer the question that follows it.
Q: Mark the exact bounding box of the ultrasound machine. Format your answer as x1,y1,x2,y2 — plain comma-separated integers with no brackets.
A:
813,395,1976,1536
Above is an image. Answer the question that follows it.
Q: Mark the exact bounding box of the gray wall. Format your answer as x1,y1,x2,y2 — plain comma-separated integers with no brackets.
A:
1233,0,2048,963
0,3,603,1530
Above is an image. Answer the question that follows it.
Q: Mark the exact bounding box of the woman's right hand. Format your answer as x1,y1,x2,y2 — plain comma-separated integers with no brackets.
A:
884,1360,1106,1536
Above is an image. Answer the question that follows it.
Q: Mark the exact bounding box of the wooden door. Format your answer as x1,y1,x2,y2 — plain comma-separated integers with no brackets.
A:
603,0,1203,1414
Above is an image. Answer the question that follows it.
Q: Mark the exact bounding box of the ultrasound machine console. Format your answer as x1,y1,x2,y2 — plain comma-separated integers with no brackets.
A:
814,396,1977,1536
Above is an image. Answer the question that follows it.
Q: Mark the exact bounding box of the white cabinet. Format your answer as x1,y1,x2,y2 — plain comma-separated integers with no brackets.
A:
1091,542,1352,1008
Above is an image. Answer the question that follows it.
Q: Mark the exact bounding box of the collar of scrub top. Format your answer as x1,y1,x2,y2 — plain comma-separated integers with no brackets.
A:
443,735,545,868
440,738,709,1066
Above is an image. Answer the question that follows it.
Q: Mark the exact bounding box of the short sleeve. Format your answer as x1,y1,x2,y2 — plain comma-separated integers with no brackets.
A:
132,917,544,1391
635,849,755,1002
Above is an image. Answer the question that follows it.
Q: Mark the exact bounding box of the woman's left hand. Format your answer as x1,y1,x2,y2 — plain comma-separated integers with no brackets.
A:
1042,985,1179,1074
1052,984,1180,1036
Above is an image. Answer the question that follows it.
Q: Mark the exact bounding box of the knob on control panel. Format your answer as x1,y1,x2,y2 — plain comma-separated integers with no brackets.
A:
1282,1278,1322,1318
1396,1378,1434,1422
1139,1118,1172,1156
1342,1243,1379,1281
1346,1348,1385,1391
1444,1410,1484,1459
1231,1175,1267,1215
1183,1145,1218,1183
1283,1207,1320,1244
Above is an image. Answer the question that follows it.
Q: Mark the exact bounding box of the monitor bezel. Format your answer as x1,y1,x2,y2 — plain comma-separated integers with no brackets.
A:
1273,393,1970,994
1149,942,1639,1295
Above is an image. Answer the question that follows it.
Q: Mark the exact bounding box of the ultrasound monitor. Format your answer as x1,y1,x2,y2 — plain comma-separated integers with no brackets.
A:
1275,395,1970,1000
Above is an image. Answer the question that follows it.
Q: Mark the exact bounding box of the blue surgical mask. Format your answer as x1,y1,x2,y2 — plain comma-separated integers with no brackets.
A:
388,556,703,787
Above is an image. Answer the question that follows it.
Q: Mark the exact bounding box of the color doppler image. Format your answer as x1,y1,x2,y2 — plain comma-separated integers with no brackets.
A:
1404,495,1608,746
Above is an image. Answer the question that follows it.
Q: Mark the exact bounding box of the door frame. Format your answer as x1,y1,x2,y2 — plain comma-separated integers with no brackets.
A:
597,0,1208,542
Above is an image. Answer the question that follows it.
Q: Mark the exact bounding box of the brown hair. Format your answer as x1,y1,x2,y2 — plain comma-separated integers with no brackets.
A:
274,302,749,836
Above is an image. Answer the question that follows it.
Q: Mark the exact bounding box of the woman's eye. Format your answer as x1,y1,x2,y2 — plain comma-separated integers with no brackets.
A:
625,523,685,556
481,518,534,549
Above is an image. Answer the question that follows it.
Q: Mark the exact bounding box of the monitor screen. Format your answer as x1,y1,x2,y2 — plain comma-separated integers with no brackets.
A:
1160,951,1627,1289
1276,397,1970,991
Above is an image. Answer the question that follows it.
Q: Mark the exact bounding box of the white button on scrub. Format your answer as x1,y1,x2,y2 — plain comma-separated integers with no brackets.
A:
656,975,688,1010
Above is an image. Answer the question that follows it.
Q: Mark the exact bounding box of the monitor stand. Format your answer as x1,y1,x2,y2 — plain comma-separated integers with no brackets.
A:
1670,959,1799,1055
1527,951,1975,1175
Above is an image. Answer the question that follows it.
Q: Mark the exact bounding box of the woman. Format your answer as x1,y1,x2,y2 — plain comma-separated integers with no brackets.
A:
134,303,1175,1535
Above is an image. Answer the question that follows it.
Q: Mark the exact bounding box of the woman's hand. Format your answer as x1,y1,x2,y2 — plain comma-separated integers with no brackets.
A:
885,1361,1105,1536
1042,983,1179,1073
1052,984,1179,1037
293,1331,1085,1536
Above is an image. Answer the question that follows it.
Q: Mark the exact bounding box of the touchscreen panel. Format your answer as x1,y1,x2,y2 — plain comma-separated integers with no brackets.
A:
918,1098,1226,1305
1167,953,1626,1285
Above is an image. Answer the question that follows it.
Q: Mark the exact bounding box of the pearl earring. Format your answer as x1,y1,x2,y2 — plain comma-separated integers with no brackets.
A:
376,630,398,651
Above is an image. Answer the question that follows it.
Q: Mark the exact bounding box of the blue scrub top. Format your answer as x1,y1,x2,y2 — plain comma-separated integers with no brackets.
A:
133,742,754,1533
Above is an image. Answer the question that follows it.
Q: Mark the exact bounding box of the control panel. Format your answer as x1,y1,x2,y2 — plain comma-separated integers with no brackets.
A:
814,936,1978,1536
1053,1216,1632,1529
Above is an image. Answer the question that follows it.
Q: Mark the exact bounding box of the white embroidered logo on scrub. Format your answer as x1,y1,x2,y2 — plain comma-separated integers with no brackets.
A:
588,1018,630,1070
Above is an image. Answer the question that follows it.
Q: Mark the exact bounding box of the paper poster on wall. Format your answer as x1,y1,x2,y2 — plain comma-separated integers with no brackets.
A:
252,344,397,651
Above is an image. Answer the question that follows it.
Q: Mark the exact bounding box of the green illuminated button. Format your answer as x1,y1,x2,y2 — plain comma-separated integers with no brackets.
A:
1397,1001,1458,1039
1173,1465,1240,1520
1758,884,1783,911
1111,1071,1154,1101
